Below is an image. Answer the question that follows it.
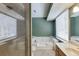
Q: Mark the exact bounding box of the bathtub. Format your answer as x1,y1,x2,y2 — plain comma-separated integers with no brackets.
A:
32,36,54,51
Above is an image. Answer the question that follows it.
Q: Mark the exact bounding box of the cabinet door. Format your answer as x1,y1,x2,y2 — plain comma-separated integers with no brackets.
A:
55,45,59,56
58,48,66,56
56,45,66,56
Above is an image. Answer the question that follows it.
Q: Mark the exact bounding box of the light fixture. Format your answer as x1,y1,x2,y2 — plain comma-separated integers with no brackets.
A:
73,6,79,13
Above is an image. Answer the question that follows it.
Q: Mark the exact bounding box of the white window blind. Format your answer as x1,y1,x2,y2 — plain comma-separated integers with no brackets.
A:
0,13,17,40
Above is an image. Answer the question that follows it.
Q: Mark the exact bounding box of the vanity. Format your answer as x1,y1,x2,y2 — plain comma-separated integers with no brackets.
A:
55,43,66,56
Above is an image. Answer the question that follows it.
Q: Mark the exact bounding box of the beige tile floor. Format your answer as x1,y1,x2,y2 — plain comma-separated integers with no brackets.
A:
32,49,55,56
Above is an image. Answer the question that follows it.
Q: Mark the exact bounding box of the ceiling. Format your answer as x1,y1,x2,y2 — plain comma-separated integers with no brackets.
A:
4,3,25,17
47,3,74,21
32,3,50,18
31,3,75,21
2,3,75,20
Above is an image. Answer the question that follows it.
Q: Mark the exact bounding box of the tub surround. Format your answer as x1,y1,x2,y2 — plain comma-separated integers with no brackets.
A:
32,36,54,56
32,36,54,50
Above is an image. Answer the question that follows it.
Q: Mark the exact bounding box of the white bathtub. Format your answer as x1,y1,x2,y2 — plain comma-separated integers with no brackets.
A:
32,36,54,51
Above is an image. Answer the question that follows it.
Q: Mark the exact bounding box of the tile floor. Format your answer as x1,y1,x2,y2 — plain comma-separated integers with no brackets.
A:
32,49,55,56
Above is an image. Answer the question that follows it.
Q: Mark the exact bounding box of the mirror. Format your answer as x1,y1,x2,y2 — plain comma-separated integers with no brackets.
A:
70,4,79,43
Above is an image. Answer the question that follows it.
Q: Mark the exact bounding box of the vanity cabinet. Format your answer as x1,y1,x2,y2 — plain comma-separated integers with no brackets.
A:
55,45,66,56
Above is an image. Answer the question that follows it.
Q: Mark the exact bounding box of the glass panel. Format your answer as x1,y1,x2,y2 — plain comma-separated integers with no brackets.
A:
0,13,25,56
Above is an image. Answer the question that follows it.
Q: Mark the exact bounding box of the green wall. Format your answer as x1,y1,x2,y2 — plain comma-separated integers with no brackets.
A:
71,16,79,36
32,18,55,36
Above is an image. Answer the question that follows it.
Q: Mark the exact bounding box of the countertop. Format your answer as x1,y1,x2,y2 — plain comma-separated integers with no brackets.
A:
56,41,79,56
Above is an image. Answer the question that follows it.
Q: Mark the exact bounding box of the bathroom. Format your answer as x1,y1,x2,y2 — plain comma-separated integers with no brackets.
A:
31,3,79,56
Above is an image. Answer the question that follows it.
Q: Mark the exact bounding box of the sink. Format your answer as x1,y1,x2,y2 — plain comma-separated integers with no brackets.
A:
56,38,63,43
58,40,63,43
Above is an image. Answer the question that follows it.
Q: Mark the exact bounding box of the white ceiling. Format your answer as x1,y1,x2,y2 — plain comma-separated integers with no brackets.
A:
32,3,50,18
47,3,74,21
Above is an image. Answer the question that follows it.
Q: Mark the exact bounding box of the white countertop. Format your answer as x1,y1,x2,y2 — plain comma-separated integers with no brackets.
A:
56,42,79,56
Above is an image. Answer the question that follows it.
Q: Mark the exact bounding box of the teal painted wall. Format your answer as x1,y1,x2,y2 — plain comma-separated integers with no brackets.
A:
53,20,56,36
32,18,55,36
71,16,79,36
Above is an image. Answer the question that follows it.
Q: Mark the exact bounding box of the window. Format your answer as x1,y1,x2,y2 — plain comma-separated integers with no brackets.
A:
0,13,17,40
